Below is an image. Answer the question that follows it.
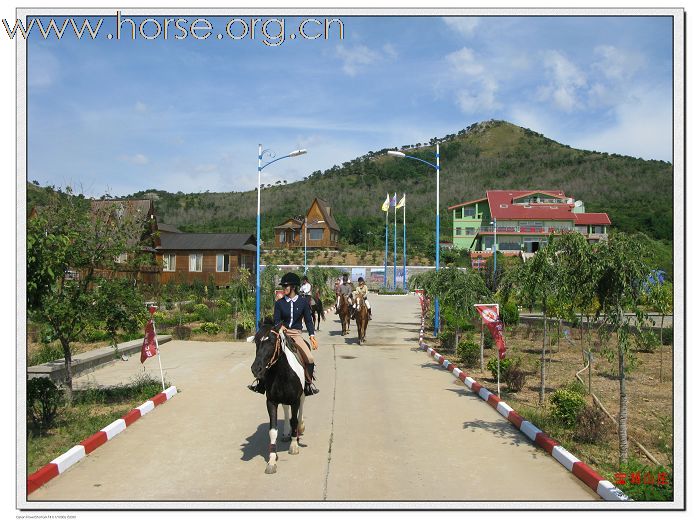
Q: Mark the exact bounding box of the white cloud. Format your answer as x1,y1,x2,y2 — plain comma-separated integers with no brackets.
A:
335,45,381,76
537,50,587,112
444,47,500,113
442,17,479,38
592,45,646,81
121,153,149,165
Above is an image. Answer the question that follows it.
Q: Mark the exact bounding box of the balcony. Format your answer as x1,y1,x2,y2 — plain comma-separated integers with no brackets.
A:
477,226,577,235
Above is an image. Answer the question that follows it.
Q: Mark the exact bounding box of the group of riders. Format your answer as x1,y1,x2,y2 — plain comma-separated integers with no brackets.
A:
248,271,372,398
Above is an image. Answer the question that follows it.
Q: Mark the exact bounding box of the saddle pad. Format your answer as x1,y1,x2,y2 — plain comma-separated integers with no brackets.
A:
280,335,305,388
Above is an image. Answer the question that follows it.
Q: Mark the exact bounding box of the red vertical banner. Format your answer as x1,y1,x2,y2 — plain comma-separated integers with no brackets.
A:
475,304,507,360
141,318,158,363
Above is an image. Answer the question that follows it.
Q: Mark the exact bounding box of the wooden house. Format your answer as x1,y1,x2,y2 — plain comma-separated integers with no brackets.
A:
273,198,340,249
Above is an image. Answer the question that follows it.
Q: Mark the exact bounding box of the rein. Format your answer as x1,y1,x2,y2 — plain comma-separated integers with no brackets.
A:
264,329,284,370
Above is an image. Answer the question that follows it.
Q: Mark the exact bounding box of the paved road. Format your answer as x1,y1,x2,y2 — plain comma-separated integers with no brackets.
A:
29,294,596,503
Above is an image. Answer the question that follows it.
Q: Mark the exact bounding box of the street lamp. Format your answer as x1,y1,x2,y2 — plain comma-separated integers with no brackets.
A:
256,145,307,332
490,218,497,288
387,145,441,336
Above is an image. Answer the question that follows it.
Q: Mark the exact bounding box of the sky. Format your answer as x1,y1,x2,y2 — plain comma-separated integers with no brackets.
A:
27,14,674,197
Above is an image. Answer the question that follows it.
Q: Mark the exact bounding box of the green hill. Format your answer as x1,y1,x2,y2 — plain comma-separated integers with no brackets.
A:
28,120,674,274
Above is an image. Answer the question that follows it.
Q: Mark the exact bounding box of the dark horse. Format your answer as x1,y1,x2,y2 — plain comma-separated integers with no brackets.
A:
337,294,352,336
311,291,325,331
355,295,369,345
250,323,305,474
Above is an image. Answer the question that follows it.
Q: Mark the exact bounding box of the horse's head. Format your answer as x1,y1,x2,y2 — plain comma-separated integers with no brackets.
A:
250,323,282,380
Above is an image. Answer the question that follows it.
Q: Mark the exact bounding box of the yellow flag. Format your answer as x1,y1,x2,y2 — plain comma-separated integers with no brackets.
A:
396,194,406,209
381,193,390,212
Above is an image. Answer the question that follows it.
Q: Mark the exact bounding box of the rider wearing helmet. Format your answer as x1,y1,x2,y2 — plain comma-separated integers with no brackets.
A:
351,276,372,321
337,273,354,310
249,272,319,396
300,275,315,307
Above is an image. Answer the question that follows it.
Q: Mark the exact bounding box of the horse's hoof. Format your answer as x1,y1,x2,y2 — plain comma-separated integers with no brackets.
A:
289,442,300,455
265,464,277,474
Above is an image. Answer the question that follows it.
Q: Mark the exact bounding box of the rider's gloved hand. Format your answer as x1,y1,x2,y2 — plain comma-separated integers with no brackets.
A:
310,336,318,350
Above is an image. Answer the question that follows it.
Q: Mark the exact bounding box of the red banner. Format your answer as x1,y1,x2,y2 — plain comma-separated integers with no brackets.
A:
475,304,507,360
141,319,158,364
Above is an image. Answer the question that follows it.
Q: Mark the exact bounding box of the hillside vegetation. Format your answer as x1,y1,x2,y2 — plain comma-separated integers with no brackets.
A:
28,120,674,274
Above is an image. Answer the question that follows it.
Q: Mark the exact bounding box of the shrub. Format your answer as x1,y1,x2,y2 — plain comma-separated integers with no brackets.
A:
78,327,109,343
173,326,192,340
660,326,673,344
456,338,480,367
28,343,63,366
550,388,587,427
501,302,520,326
439,330,456,350
505,366,526,392
574,405,609,443
565,380,588,396
487,356,513,381
483,330,494,349
635,329,660,353
27,377,62,436
193,303,209,318
617,459,673,501
180,302,195,313
196,322,221,335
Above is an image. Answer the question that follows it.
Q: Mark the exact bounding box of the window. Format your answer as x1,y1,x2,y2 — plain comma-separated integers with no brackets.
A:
189,253,203,272
499,241,521,251
279,231,286,243
592,225,606,234
239,254,248,268
115,252,128,264
216,254,230,272
463,206,476,217
454,208,462,219
309,228,323,241
163,254,176,272
455,227,462,236
464,227,475,235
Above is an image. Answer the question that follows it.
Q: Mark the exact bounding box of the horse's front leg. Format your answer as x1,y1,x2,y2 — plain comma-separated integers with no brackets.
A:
265,400,279,474
282,404,292,441
289,398,301,455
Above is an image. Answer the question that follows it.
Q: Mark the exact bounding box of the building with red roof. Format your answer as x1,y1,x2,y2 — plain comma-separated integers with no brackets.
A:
447,190,611,269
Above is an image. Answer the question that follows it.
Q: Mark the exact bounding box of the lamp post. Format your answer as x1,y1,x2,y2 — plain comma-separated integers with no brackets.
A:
256,145,307,332
491,217,497,288
388,144,440,336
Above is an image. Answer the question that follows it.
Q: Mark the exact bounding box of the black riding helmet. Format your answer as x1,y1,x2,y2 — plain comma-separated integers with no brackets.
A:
279,272,301,287
358,277,365,283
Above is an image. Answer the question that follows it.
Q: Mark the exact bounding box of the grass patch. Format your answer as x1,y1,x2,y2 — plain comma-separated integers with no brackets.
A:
26,373,171,474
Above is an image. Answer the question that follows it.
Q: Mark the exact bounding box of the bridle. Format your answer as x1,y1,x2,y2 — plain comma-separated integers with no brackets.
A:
263,329,284,371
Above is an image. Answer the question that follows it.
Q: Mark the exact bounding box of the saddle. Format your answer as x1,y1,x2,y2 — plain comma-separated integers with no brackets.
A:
284,337,313,383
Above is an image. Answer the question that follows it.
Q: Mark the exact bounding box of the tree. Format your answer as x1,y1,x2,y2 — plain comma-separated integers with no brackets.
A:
518,236,560,405
648,279,673,381
595,233,651,465
27,190,150,394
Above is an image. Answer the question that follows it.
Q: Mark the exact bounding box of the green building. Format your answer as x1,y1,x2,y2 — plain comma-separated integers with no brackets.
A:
448,190,610,268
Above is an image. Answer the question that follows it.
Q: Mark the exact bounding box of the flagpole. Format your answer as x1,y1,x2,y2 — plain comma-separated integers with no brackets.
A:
151,312,166,391
384,208,388,288
402,195,406,291
393,196,397,290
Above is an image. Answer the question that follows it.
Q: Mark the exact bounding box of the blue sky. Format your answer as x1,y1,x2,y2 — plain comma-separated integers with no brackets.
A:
27,15,673,196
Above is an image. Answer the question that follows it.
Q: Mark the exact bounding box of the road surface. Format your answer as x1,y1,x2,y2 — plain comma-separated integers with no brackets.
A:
28,294,596,503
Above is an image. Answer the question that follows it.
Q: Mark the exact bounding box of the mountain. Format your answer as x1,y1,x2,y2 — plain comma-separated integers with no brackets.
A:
28,120,674,273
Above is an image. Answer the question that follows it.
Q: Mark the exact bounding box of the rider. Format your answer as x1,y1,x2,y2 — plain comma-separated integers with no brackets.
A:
248,272,319,396
351,277,372,321
300,275,315,307
337,273,354,311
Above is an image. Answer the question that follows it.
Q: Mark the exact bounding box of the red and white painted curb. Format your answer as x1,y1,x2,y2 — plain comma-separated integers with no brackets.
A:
27,385,178,495
418,318,628,502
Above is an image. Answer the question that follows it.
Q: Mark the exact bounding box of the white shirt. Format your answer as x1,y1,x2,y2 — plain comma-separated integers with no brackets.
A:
300,283,311,295
285,294,299,324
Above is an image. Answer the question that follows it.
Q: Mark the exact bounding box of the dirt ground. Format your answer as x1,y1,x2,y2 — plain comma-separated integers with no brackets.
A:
424,321,674,481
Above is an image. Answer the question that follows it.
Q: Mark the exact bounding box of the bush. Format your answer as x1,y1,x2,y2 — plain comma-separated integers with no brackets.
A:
617,459,673,501
565,379,588,396
574,405,609,443
550,388,587,427
27,377,62,436
195,322,221,335
193,303,209,319
635,329,660,353
487,356,513,381
501,302,520,326
456,338,480,367
28,343,63,366
173,326,192,340
78,326,109,343
180,302,195,313
483,330,494,349
505,366,526,392
439,330,456,350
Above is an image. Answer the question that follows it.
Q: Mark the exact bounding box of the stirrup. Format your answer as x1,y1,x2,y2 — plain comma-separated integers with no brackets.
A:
304,382,319,396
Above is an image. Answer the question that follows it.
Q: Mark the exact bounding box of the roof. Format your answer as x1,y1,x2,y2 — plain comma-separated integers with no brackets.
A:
449,190,611,225
574,213,611,225
274,218,303,229
311,198,340,231
158,223,183,233
158,232,257,251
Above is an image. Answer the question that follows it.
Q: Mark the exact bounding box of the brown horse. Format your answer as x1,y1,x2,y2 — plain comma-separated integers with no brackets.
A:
311,291,325,331
337,294,352,336
355,295,369,345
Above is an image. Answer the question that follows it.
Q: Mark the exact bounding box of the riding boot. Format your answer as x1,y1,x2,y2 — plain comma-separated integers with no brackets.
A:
350,306,356,320
368,308,373,321
247,379,265,395
304,363,319,396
